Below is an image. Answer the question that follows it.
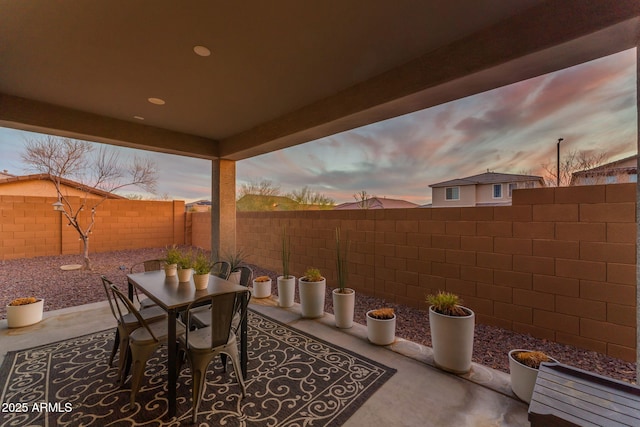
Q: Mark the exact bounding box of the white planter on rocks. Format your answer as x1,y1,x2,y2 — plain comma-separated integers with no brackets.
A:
508,349,558,403
252,277,272,298
366,309,396,345
277,276,296,308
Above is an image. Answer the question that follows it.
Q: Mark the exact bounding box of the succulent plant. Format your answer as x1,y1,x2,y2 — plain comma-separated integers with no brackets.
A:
368,308,395,320
426,291,469,316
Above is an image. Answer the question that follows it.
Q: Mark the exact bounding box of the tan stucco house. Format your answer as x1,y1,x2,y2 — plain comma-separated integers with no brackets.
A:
0,173,124,199
570,154,638,186
429,172,545,207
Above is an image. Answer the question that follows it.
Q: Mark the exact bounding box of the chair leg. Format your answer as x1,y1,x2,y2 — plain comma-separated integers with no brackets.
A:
109,328,120,367
187,352,214,423
129,343,159,406
225,345,246,397
117,331,130,385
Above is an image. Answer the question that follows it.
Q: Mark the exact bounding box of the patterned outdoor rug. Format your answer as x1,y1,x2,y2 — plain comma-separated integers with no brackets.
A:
0,310,395,426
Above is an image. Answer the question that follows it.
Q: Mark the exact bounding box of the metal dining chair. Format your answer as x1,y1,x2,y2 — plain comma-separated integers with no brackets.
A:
100,276,166,384
109,284,186,405
178,290,250,423
211,261,231,280
129,259,163,309
191,266,253,328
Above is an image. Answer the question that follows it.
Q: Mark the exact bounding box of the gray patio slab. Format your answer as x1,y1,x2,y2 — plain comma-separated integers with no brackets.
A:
0,298,529,426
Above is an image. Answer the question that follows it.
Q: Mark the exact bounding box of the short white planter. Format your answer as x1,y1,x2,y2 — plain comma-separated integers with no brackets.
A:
6,298,44,328
298,277,326,318
509,349,558,404
332,288,355,328
277,276,296,308
252,278,272,298
366,310,396,345
164,263,177,277
193,273,210,290
177,267,193,282
429,305,475,374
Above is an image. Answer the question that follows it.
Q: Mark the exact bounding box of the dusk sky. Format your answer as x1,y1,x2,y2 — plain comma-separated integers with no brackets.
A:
1,48,636,205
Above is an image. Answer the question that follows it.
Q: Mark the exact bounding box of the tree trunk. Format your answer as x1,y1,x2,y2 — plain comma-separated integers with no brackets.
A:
82,236,92,270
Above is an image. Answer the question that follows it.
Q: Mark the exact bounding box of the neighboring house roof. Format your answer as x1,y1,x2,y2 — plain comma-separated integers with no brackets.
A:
334,197,419,210
570,154,637,184
429,172,545,188
186,199,212,207
0,173,125,199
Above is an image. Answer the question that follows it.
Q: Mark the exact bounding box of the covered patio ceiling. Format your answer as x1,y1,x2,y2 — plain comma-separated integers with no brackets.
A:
0,1,638,162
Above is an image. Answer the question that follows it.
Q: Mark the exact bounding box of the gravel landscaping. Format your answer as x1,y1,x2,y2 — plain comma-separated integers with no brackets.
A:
1,247,636,383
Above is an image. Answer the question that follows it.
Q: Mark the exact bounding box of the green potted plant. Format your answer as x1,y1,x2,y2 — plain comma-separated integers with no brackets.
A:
192,251,213,290
277,226,295,308
224,248,248,284
163,245,181,277
177,249,194,282
6,296,44,328
509,349,558,403
366,308,396,345
332,227,355,328
427,291,475,374
298,267,326,318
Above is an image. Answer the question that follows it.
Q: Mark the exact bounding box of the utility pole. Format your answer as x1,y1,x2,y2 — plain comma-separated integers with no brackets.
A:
557,138,564,187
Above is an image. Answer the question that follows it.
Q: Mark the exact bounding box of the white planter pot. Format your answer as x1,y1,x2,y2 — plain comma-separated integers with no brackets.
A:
252,278,272,298
277,276,296,308
228,270,241,284
164,263,177,277
193,273,210,290
509,349,558,403
298,278,326,318
6,299,44,328
366,310,396,345
332,288,355,328
429,305,475,374
177,268,193,282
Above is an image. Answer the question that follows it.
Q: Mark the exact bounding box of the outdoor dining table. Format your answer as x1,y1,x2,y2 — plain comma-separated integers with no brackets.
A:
127,270,249,418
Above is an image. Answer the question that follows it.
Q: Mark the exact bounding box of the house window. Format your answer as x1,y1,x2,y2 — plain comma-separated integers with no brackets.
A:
630,175,637,183
508,183,517,198
493,184,502,198
445,187,459,201
606,176,617,184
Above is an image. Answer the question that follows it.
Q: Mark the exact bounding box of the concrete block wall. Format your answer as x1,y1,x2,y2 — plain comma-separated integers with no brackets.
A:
235,184,637,362
0,196,185,260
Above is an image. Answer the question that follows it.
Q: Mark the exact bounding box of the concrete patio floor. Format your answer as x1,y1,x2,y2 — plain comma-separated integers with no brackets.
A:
0,297,530,426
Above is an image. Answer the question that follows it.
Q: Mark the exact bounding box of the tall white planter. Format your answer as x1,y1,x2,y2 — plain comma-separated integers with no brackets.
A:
366,310,396,345
332,288,355,328
277,276,296,308
508,349,558,403
298,278,326,318
6,298,44,328
252,278,272,298
429,305,475,374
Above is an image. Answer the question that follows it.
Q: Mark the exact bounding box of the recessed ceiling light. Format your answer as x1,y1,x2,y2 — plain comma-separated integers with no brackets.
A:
133,115,144,120
193,45,211,57
148,97,165,105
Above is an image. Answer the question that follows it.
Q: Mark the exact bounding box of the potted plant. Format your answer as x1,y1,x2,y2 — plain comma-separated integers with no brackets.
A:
252,275,272,298
366,308,396,345
163,245,181,277
177,249,194,282
509,349,558,403
6,297,44,328
277,226,295,308
298,267,326,318
332,227,355,328
224,248,248,284
427,291,475,374
192,251,213,290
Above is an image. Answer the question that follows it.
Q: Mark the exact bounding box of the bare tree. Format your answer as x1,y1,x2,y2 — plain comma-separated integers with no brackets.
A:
353,190,375,209
237,179,281,199
286,186,334,206
541,149,608,187
21,136,158,270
